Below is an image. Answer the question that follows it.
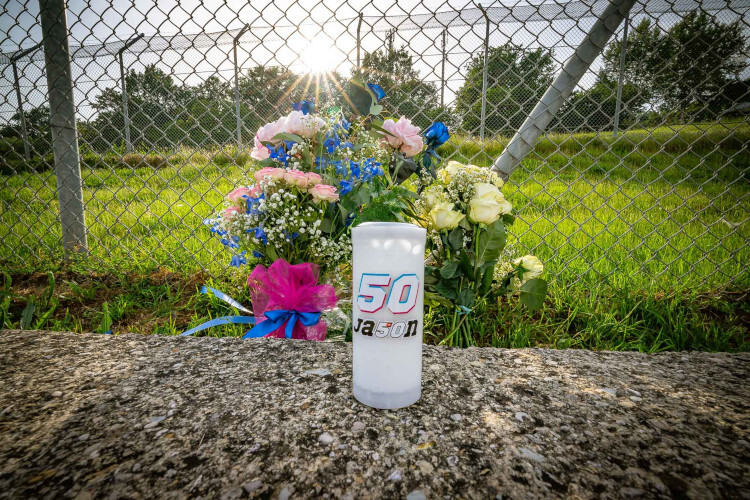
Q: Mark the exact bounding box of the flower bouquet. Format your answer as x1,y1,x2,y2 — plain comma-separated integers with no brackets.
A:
193,75,452,340
415,160,548,346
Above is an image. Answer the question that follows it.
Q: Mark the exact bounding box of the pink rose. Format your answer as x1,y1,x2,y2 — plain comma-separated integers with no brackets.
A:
284,169,309,187
251,117,286,161
248,184,262,198
381,116,424,157
305,172,322,185
285,110,326,139
308,184,340,203
254,167,286,183
222,205,242,218
250,135,270,161
256,116,287,143
227,187,252,203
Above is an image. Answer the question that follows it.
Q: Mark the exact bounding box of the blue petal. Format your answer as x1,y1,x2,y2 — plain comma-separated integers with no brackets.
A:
367,83,386,102
292,100,315,114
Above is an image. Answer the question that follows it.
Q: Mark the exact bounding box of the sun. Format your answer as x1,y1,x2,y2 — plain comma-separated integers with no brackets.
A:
299,37,342,73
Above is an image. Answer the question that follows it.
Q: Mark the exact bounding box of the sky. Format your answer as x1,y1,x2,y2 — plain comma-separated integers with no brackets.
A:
0,0,748,123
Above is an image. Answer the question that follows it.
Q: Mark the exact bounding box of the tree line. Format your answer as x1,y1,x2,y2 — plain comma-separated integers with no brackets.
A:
1,10,747,158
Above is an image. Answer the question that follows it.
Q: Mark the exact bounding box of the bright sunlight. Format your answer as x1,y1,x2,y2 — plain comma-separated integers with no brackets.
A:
299,37,342,73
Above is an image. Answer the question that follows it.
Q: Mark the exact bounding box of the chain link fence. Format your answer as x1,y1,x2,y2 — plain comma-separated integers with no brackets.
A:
1,0,748,291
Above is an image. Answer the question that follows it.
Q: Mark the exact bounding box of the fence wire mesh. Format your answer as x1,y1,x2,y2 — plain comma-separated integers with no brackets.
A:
1,0,748,291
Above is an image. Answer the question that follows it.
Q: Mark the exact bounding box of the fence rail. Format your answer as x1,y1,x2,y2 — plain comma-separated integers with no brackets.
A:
1,0,748,291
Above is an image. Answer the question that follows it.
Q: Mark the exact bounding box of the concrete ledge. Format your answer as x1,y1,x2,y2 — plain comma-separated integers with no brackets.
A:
0,330,748,499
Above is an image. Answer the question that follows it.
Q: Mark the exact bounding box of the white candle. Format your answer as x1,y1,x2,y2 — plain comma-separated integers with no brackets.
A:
351,222,426,409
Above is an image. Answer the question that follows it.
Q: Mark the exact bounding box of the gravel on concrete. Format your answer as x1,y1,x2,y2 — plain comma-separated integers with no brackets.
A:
0,330,748,499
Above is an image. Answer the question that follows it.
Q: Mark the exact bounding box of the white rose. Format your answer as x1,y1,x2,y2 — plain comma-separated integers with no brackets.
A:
468,197,502,225
285,110,326,138
429,201,465,230
473,182,512,214
512,255,544,281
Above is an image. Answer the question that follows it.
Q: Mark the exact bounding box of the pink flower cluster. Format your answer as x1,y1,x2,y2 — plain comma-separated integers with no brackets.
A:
251,111,326,160
223,168,339,218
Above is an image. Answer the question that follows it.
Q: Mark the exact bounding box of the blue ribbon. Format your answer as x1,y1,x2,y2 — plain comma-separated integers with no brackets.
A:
180,286,321,339
243,309,321,339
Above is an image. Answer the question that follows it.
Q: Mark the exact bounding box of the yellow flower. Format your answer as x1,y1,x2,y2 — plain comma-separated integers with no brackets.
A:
438,160,465,183
429,201,465,230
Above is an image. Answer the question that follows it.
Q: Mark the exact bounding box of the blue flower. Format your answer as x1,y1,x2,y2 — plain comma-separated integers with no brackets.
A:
339,179,354,195
323,134,341,154
246,194,264,216
424,122,450,149
367,83,386,102
220,237,240,249
282,230,299,242
267,145,291,167
353,158,384,182
230,251,247,268
292,100,315,115
247,226,268,244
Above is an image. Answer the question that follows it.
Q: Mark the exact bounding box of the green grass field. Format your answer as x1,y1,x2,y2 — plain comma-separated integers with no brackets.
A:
1,122,748,351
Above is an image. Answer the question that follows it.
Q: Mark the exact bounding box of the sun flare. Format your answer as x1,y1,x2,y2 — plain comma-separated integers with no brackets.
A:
300,37,342,73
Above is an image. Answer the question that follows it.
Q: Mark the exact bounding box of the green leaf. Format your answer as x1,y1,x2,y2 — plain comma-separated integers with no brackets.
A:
502,213,516,226
265,245,279,262
34,298,58,329
346,75,374,116
520,278,548,311
355,201,400,223
20,300,35,330
476,220,506,263
424,266,439,285
425,292,452,308
0,296,11,329
338,204,351,224
369,104,383,116
356,183,371,205
447,227,463,251
320,218,334,234
479,265,495,295
459,250,475,281
457,288,475,308
270,132,304,143
440,260,460,279
435,280,458,300
99,302,112,334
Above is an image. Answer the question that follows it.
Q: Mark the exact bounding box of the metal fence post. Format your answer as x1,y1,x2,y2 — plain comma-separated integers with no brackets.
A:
9,43,43,161
613,11,629,137
233,24,250,149
478,5,490,141
38,0,88,255
356,13,363,69
440,29,447,107
491,0,636,180
118,33,144,153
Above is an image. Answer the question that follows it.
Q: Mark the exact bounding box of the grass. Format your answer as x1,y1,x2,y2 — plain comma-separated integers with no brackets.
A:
1,122,748,351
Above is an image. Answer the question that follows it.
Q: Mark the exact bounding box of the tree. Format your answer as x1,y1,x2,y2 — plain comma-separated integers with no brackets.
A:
88,64,190,150
601,12,747,120
455,44,554,135
360,47,447,129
